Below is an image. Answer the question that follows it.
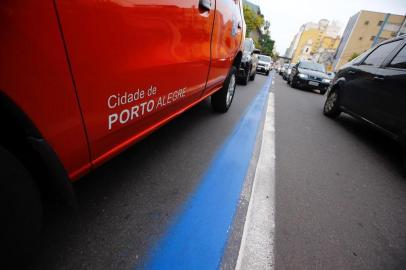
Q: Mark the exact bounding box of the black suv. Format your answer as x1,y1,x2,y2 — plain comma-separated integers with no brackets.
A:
324,35,406,151
237,38,259,85
288,61,331,94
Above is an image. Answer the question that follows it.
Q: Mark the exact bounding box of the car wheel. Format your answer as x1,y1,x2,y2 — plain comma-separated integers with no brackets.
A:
0,146,42,268
320,89,327,95
211,66,237,113
323,89,341,118
266,70,269,76
249,69,256,81
240,66,250,85
290,78,297,88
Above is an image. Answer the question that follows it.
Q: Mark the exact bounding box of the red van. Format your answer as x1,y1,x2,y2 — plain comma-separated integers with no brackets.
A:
0,0,245,260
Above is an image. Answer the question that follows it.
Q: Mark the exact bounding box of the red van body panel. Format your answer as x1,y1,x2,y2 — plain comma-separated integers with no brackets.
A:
0,0,244,181
0,0,91,180
55,0,216,167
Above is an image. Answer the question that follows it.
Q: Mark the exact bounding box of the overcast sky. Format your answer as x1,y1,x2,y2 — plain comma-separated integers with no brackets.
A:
250,0,406,54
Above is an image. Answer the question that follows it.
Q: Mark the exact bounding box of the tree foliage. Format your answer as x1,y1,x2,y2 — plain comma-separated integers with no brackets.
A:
349,52,360,61
243,4,275,56
259,33,275,55
243,4,264,37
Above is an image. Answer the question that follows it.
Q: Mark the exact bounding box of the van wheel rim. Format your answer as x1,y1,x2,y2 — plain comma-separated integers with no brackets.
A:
226,74,236,106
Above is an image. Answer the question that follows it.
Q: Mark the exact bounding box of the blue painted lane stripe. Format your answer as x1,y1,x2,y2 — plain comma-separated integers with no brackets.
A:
143,76,273,270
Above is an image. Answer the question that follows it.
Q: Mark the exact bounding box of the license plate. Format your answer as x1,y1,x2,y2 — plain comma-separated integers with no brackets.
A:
309,81,319,86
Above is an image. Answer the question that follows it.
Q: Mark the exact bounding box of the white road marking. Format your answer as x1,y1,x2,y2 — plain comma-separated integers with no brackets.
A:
235,88,275,270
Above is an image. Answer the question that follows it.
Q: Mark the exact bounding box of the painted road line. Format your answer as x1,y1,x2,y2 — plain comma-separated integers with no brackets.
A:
143,77,273,270
235,88,275,269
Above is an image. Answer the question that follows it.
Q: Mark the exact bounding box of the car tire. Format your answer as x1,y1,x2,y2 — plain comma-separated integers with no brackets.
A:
249,69,256,81
0,146,42,268
320,89,327,95
290,78,297,88
211,66,237,113
266,70,269,76
323,88,341,118
241,66,250,85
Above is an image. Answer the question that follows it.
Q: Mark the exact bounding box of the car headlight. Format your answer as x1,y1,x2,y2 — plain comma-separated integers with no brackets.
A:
322,78,331,83
298,73,308,79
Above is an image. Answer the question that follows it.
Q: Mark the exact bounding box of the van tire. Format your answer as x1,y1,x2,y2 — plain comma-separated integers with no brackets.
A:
0,146,42,268
211,66,237,113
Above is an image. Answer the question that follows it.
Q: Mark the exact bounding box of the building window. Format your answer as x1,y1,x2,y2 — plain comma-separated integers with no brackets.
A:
378,21,383,26
364,20,369,25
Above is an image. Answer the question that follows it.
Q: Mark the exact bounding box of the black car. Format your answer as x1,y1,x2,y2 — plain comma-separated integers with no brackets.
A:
288,61,331,94
237,38,259,85
324,35,406,156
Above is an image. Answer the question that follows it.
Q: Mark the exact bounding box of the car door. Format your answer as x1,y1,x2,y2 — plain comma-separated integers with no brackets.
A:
342,40,403,118
205,0,243,92
367,42,406,134
55,0,215,164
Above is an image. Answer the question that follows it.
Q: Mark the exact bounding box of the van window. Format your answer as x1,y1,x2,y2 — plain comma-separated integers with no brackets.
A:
362,40,402,66
388,44,406,69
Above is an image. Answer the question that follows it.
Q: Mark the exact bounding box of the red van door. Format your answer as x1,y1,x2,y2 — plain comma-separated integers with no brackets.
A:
205,0,243,93
55,1,215,165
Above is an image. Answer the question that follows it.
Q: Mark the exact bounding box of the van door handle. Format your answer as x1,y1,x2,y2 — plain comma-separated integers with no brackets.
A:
348,70,356,74
373,76,384,81
199,0,211,11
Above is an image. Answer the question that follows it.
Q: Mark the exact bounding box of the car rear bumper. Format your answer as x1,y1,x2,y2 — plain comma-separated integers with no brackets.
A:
256,66,269,72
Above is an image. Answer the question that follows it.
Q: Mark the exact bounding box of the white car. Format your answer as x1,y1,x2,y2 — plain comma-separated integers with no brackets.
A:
256,55,272,76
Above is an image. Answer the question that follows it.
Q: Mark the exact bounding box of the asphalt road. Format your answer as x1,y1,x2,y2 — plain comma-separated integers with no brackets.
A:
274,75,406,270
32,73,268,270
32,72,406,270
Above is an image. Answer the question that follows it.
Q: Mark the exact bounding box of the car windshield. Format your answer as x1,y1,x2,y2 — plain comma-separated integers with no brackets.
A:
299,61,326,73
258,55,271,62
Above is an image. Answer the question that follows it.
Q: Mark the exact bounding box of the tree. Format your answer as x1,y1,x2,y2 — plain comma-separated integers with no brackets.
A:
349,52,360,61
243,4,264,37
259,33,275,55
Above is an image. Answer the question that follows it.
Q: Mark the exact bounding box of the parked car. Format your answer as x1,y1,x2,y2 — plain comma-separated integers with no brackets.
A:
288,61,331,94
237,38,259,85
282,64,294,80
0,0,245,263
327,72,335,79
279,63,289,75
257,55,272,75
323,35,406,159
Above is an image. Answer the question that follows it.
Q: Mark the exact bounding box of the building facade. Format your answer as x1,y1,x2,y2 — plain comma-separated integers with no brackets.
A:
333,10,406,70
287,20,341,71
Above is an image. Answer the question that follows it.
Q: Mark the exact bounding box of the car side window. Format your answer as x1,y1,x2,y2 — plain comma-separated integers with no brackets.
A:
388,44,406,69
362,40,402,67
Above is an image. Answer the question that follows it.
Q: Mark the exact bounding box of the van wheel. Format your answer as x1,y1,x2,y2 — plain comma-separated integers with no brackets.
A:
211,66,237,113
323,89,341,118
0,146,42,268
